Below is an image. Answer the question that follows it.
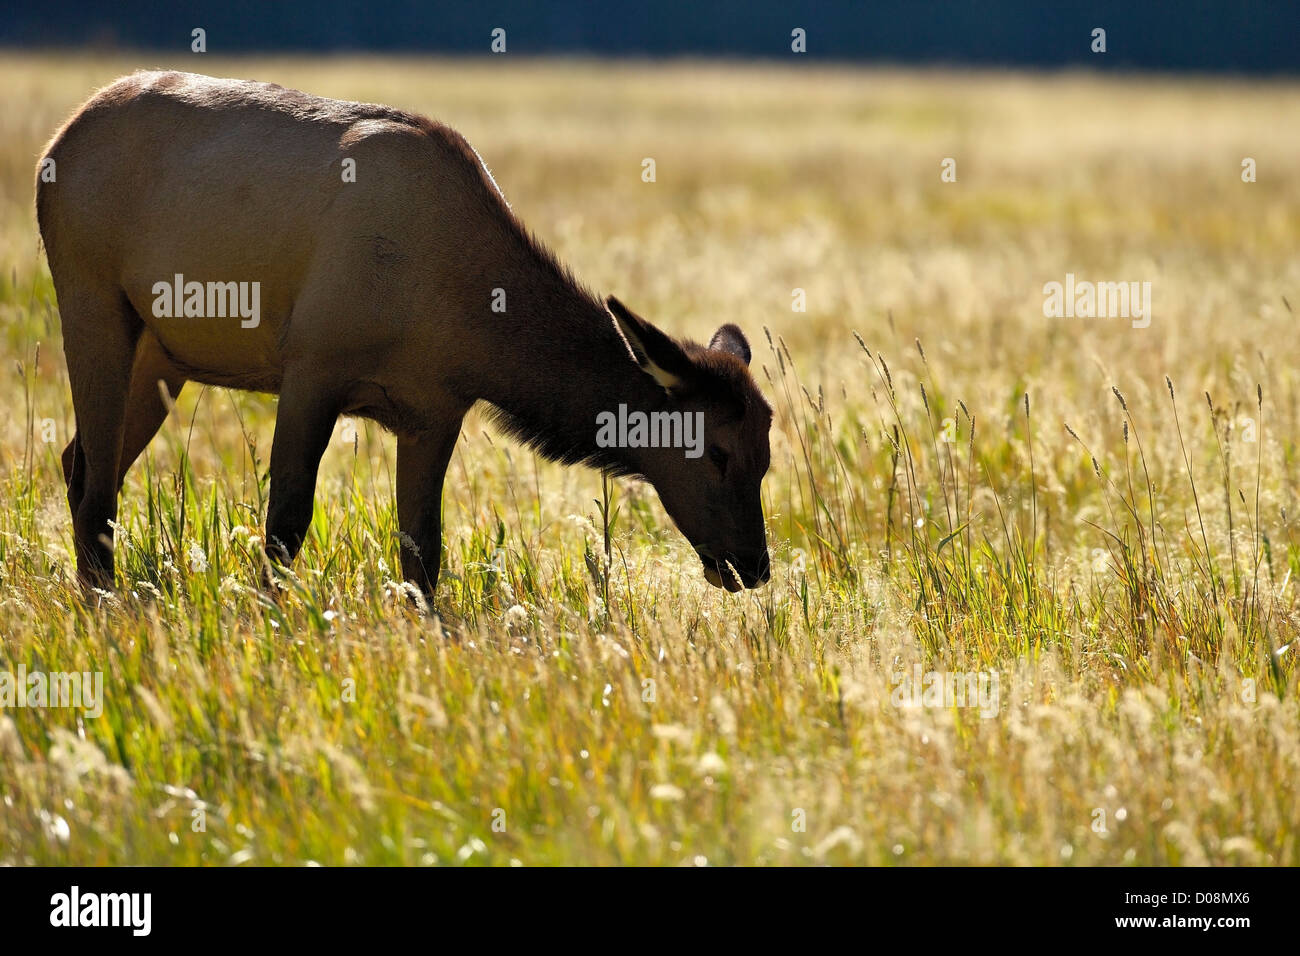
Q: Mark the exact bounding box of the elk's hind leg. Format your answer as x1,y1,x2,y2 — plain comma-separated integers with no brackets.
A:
59,288,141,590
115,332,187,490
62,332,186,514
61,433,85,514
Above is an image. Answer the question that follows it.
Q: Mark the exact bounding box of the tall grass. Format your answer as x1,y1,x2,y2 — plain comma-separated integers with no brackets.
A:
0,55,1296,865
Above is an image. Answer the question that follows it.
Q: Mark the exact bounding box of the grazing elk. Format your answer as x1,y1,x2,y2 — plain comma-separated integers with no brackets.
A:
36,71,772,598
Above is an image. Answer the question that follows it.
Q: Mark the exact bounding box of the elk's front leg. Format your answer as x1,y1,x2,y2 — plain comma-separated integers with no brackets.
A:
264,377,340,581
396,420,463,599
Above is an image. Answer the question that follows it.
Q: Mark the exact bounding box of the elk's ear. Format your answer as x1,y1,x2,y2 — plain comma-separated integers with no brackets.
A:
606,296,690,392
708,324,751,365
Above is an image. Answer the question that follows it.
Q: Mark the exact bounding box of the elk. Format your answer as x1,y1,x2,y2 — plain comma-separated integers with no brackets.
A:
36,71,772,599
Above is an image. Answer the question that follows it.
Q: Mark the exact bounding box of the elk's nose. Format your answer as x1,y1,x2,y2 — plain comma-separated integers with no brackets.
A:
697,549,770,590
731,551,770,588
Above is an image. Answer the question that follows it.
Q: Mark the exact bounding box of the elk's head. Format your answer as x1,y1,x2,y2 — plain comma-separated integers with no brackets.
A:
606,296,772,591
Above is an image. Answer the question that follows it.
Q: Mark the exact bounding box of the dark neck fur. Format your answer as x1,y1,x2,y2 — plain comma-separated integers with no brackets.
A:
474,248,666,479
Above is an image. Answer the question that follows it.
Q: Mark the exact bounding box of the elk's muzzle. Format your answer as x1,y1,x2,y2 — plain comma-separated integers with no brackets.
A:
699,550,770,591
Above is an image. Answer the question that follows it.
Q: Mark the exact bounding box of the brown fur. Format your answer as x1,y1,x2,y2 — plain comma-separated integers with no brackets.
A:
37,71,772,598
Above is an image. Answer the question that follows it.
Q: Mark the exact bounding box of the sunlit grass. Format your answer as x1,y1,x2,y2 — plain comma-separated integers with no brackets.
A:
0,54,1297,865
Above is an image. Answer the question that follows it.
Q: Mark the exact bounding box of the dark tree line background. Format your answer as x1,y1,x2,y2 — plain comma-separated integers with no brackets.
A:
4,1,1297,73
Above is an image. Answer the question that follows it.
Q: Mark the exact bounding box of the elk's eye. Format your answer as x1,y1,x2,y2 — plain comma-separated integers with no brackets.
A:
708,446,729,474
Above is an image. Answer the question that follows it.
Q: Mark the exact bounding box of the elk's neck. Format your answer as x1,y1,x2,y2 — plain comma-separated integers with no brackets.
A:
469,260,664,477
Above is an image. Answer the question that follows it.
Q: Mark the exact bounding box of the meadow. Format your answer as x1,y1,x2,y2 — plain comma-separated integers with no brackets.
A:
1,53,1297,865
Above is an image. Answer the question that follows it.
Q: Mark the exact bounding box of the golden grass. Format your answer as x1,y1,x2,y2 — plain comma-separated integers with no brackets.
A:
0,53,1297,865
